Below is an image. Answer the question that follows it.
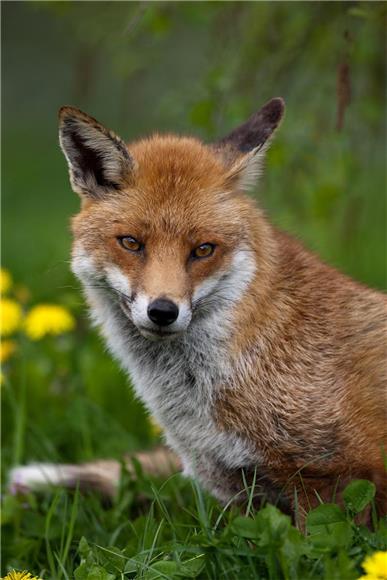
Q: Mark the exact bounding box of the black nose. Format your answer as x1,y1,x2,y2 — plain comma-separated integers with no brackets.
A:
147,299,179,327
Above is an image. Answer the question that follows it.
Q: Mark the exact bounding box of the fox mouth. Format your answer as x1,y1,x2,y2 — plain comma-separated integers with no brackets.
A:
138,326,180,341
119,299,180,340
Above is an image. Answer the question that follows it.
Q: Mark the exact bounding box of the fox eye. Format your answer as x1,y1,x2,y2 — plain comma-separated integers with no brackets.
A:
192,243,215,259
118,236,143,252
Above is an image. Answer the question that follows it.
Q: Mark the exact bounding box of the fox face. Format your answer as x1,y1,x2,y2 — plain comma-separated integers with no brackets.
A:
59,99,284,340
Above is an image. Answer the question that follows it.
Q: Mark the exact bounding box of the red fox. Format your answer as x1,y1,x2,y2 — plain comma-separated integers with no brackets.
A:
10,98,386,521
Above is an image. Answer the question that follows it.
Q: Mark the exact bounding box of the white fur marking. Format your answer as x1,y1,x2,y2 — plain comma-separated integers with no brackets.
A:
131,293,192,335
71,243,98,282
105,265,131,297
192,273,223,303
72,244,260,502
228,145,267,192
9,464,77,492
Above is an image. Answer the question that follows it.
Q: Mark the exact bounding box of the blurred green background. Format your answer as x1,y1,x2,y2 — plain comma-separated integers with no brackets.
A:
3,1,386,295
2,1,386,466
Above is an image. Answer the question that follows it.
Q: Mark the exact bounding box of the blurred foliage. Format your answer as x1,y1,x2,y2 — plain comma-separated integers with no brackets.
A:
2,1,386,297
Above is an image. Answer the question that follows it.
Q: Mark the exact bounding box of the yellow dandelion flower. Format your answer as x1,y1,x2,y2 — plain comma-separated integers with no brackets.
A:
0,268,12,294
0,299,23,336
0,340,17,363
24,304,75,340
1,571,43,580
359,551,387,580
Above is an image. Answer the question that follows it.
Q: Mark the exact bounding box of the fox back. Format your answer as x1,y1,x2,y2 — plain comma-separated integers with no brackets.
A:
58,99,387,517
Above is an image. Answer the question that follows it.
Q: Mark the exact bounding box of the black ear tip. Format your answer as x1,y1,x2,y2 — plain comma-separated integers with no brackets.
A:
261,97,285,124
59,105,76,120
58,106,93,127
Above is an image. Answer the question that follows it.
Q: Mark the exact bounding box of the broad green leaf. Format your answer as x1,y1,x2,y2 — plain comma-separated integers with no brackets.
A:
307,504,353,549
279,526,308,578
74,563,89,580
322,551,358,580
256,504,292,537
307,503,346,527
253,504,293,550
230,515,259,539
180,555,205,577
124,557,142,573
78,536,92,559
74,563,116,580
97,544,127,571
144,560,180,579
343,480,376,514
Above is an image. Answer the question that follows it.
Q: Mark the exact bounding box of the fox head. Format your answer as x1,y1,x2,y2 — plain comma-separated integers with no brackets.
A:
59,98,284,340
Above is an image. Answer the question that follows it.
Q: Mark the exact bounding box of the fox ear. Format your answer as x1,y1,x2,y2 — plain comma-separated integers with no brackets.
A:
217,97,285,190
58,107,134,198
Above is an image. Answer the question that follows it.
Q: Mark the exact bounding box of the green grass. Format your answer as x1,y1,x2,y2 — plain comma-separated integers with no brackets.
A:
2,461,387,578
1,282,386,579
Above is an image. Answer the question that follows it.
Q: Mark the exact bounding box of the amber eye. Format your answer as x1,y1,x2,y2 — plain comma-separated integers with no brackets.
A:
192,243,215,259
118,236,143,252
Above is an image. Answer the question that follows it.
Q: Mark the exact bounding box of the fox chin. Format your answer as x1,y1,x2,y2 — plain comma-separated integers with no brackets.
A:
10,97,386,524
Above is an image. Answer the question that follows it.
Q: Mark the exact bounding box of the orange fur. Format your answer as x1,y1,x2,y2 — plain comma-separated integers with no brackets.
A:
55,101,387,521
216,228,387,516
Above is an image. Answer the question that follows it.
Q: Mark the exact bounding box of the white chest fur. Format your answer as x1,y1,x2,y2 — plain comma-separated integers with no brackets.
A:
71,244,259,478
84,285,256,474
